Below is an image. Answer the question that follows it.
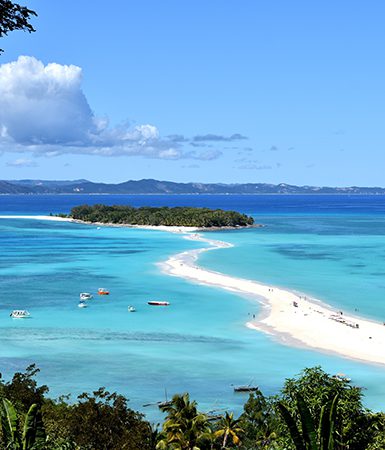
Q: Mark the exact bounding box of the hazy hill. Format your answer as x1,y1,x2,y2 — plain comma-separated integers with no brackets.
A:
1,179,385,194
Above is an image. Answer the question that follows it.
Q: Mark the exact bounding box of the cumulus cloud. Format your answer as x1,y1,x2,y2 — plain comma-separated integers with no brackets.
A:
0,56,95,146
0,56,230,161
0,56,172,158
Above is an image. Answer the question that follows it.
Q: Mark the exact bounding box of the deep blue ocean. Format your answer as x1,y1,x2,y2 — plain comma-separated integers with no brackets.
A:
1,194,385,420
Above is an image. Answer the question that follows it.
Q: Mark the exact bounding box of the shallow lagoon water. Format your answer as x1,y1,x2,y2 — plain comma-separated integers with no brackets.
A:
1,195,385,420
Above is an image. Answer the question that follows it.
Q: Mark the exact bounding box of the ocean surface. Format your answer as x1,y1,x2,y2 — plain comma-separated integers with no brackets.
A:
1,194,385,420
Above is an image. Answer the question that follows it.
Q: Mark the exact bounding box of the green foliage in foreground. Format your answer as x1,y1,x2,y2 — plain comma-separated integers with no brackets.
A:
0,0,37,54
0,365,385,449
0,398,46,449
69,204,255,228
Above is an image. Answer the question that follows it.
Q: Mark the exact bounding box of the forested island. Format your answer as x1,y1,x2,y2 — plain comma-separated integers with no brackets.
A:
68,204,255,228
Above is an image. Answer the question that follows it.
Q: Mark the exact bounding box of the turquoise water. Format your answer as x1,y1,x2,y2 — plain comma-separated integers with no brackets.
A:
1,196,385,420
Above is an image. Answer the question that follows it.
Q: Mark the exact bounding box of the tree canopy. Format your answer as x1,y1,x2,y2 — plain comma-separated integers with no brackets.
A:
0,0,37,53
69,204,255,228
0,365,384,449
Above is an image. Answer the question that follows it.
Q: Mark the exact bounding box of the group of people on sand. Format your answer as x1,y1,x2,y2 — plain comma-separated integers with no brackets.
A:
329,313,359,329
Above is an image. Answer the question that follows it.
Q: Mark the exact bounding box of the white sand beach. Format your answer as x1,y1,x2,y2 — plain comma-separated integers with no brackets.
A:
0,215,74,221
0,215,198,232
161,233,385,366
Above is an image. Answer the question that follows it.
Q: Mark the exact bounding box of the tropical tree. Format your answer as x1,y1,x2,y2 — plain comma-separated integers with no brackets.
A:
0,0,37,53
0,398,46,449
0,364,48,414
157,393,212,450
239,390,279,449
63,387,152,450
277,392,339,450
275,367,375,449
214,412,243,449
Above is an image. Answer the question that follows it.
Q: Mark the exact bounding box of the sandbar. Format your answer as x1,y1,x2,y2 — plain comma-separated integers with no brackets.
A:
0,215,198,232
160,233,385,366
0,215,74,221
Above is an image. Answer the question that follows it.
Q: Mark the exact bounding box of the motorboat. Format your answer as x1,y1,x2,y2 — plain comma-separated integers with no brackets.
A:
10,310,30,319
332,373,351,382
98,288,110,295
80,293,93,301
128,306,136,312
78,301,88,308
148,301,170,306
233,383,259,393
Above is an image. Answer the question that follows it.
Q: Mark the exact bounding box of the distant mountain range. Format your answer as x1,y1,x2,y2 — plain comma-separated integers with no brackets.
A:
1,179,385,195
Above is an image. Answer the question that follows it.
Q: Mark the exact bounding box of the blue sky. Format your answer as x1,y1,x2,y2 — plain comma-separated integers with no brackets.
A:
0,0,384,186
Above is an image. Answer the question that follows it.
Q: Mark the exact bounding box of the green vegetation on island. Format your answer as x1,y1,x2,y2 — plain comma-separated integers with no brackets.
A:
69,204,255,228
0,365,384,449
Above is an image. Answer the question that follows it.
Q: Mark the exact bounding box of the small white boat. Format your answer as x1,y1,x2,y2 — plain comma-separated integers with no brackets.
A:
148,301,170,306
80,293,93,301
128,306,136,312
78,301,88,308
10,310,30,319
333,373,351,382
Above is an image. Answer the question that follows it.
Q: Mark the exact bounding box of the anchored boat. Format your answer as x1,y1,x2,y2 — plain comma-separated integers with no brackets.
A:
10,310,30,319
98,288,110,295
148,301,170,306
80,293,93,301
233,385,259,393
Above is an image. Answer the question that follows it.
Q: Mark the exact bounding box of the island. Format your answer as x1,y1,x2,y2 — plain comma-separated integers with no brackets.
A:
68,204,255,228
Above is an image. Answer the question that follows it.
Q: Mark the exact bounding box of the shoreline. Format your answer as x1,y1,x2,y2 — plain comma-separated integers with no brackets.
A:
0,215,259,233
3,215,385,366
160,233,385,367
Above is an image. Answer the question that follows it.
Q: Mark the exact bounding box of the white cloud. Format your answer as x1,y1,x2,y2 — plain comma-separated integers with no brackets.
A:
6,158,37,167
0,56,206,160
0,56,94,146
0,56,243,162
183,149,222,160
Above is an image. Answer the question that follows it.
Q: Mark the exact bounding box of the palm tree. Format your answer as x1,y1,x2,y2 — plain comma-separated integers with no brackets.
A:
214,412,243,449
156,393,211,450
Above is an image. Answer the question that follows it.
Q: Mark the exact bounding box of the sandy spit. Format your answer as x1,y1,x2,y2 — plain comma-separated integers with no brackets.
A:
160,233,385,366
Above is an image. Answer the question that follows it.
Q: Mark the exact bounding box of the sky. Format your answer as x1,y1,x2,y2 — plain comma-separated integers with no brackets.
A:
0,0,384,186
